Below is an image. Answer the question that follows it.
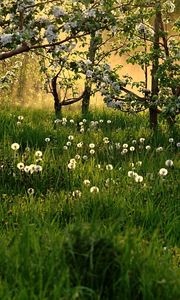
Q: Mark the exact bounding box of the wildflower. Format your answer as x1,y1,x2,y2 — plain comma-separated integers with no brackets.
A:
29,164,36,174
35,165,42,173
90,186,99,193
82,155,88,160
35,150,42,158
169,138,174,143
17,162,24,170
27,188,34,195
83,179,91,186
115,143,121,149
25,147,30,152
123,143,128,149
11,143,20,151
134,175,143,183
159,168,168,177
132,140,137,144
130,146,135,152
68,135,74,141
139,138,145,143
24,166,30,173
121,149,128,155
80,127,84,133
90,149,95,155
156,147,163,152
36,158,42,163
106,164,113,171
72,190,82,198
68,162,76,170
165,160,173,167
45,137,50,142
128,171,135,177
66,141,71,147
54,119,61,124
77,142,83,148
75,154,81,160
103,137,109,144
89,143,95,149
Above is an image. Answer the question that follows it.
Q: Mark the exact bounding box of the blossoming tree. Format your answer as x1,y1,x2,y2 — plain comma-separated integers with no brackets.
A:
0,0,179,127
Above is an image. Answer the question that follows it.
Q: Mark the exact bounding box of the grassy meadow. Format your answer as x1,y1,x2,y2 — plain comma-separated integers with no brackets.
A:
0,106,179,300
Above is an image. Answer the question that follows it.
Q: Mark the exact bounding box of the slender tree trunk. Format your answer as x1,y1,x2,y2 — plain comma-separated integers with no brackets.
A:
16,54,29,105
52,74,62,117
150,2,161,129
81,33,98,114
82,84,91,114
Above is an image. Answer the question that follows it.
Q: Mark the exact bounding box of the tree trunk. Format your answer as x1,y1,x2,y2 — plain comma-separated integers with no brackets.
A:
82,84,91,114
81,32,98,114
150,2,161,129
52,74,62,117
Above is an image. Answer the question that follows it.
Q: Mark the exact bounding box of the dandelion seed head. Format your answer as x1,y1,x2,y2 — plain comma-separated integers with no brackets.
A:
11,143,20,151
66,141,71,147
83,179,91,186
130,146,135,152
159,168,168,176
72,190,82,198
169,138,174,143
90,149,95,155
139,138,145,143
18,115,24,121
77,142,83,148
89,143,95,149
17,162,24,170
165,160,173,167
90,186,99,193
134,175,143,182
106,164,113,171
45,137,50,142
35,150,42,158
128,171,135,177
27,188,34,195
68,135,74,141
156,147,163,152
123,143,128,149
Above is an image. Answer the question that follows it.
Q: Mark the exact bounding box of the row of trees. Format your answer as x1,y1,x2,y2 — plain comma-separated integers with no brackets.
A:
0,0,179,128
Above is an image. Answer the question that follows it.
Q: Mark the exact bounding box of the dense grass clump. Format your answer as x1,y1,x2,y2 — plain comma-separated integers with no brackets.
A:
0,107,179,299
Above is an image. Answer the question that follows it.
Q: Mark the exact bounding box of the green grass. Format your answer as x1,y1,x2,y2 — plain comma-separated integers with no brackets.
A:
0,106,179,300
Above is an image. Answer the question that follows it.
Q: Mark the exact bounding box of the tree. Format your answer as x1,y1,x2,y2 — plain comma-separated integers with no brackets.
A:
0,0,179,128
100,0,180,128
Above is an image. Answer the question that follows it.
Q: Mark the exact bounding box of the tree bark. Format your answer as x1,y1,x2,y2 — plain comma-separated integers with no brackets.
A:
150,2,161,129
52,74,62,117
81,33,98,114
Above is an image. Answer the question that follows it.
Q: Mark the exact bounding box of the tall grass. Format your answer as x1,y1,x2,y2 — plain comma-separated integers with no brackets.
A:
0,106,179,299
